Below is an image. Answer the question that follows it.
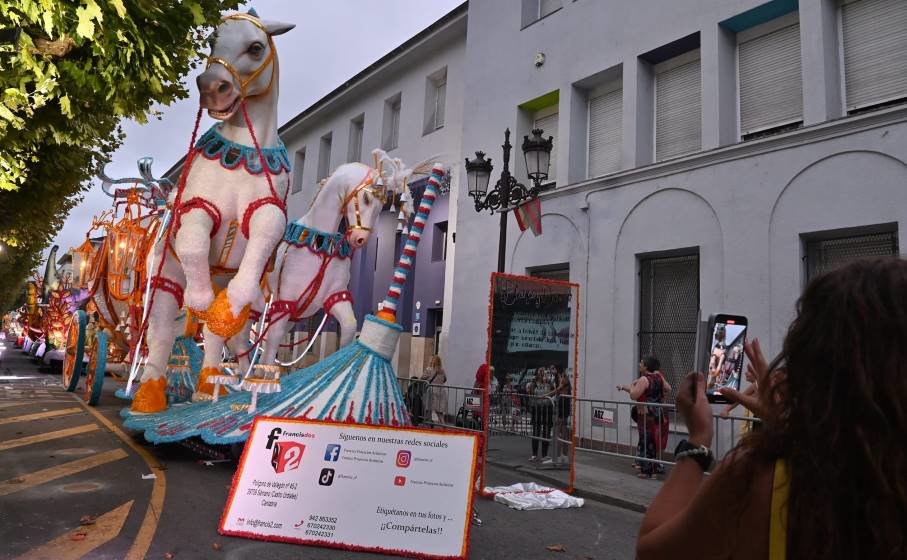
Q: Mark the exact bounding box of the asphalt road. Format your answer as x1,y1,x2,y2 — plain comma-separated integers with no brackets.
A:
0,347,641,560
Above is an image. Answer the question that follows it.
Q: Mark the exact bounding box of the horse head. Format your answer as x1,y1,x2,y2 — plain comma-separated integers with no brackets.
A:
197,9,294,120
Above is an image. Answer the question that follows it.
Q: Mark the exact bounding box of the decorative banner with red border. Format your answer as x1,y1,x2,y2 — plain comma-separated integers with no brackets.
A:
220,417,479,560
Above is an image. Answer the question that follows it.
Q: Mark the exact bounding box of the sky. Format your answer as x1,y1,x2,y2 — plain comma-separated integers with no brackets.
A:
44,0,462,267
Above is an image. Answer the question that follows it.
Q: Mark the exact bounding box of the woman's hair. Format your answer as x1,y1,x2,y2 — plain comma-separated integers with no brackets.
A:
429,355,442,370
641,355,660,373
744,258,907,559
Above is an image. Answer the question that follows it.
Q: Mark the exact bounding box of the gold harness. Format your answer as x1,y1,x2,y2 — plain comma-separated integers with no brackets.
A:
206,13,277,101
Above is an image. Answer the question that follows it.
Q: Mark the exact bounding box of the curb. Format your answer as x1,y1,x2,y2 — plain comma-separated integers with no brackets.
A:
485,457,648,514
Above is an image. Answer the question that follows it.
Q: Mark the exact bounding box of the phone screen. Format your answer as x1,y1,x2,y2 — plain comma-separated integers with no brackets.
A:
705,315,747,403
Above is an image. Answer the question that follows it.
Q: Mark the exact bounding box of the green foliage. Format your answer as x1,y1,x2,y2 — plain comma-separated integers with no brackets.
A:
0,0,241,313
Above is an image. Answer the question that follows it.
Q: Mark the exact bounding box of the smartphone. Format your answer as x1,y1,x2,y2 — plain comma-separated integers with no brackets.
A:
703,314,747,404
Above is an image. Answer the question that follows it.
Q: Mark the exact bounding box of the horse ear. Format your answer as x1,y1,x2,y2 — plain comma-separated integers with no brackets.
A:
246,7,259,17
261,19,295,36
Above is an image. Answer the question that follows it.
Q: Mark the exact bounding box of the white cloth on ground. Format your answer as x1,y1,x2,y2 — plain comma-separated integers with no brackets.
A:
483,482,584,510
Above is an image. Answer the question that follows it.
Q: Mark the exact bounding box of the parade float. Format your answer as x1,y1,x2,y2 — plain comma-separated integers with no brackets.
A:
60,158,202,406
122,163,445,443
105,8,443,450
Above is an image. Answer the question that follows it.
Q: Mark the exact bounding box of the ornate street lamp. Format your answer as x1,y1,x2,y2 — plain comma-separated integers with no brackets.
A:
466,128,553,272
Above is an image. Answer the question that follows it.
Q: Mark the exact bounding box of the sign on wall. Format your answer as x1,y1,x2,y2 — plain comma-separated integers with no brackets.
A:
221,417,479,560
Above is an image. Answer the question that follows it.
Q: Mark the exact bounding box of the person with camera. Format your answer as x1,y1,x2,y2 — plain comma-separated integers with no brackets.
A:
618,355,668,479
637,258,907,560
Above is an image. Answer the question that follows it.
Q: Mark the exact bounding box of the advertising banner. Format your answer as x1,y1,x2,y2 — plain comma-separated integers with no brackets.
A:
220,417,479,560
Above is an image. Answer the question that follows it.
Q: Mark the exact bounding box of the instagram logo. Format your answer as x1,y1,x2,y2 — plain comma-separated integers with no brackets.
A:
396,450,412,468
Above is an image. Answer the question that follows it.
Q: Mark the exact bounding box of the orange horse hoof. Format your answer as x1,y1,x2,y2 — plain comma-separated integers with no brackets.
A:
194,366,230,398
130,377,168,414
205,290,250,338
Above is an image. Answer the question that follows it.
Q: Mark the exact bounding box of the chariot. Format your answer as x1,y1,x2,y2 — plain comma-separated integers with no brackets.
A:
61,158,201,405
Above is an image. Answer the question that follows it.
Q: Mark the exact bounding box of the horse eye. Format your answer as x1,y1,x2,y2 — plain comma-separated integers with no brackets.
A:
247,42,264,56
363,194,372,206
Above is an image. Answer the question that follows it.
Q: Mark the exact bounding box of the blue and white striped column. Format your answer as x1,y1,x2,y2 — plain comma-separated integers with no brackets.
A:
376,164,445,323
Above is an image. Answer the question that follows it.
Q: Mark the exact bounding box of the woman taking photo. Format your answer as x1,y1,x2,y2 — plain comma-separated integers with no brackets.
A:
637,258,907,559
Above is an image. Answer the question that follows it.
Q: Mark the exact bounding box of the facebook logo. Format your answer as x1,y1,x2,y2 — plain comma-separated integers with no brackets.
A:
324,444,341,462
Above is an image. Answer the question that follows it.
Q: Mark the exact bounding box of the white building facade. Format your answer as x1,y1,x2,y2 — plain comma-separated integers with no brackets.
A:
279,6,467,378
445,0,907,398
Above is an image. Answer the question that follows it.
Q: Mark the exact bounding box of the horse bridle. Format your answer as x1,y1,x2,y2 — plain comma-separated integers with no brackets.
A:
340,170,390,234
206,13,276,100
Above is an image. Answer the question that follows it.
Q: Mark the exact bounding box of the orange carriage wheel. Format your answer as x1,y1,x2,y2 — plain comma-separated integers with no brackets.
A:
62,310,87,392
84,330,108,406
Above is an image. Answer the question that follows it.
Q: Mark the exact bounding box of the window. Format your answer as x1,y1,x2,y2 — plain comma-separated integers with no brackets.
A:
521,0,562,27
348,114,364,163
317,133,332,181
638,252,699,403
533,105,558,185
424,68,447,134
383,93,401,151
529,264,569,282
804,227,898,282
587,81,623,178
841,0,907,112
432,221,448,262
738,14,803,138
655,51,702,161
291,148,305,193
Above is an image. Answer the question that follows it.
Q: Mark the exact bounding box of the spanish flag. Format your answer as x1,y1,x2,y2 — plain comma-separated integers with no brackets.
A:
514,197,542,236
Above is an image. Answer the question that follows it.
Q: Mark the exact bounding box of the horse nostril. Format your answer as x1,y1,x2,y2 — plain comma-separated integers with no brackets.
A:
217,81,232,95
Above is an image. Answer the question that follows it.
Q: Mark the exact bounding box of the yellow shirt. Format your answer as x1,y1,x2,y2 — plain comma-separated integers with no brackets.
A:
769,459,789,560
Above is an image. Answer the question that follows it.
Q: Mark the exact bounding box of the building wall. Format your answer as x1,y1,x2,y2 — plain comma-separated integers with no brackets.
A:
447,0,907,396
280,10,467,378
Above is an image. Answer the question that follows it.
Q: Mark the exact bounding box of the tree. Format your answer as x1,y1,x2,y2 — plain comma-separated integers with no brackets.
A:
0,0,240,313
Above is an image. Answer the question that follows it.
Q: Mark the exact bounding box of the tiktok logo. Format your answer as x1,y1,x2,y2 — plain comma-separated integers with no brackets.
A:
319,468,335,486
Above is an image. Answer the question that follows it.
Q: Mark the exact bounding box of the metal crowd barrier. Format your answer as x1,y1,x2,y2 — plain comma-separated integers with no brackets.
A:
397,378,486,435
572,397,761,470
394,379,760,473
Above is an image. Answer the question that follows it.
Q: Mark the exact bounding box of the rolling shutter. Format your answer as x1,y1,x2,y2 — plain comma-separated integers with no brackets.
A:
533,110,558,184
656,58,701,161
841,0,907,111
587,86,622,178
739,22,803,135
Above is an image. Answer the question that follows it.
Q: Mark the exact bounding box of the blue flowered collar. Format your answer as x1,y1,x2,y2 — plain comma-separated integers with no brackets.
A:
195,124,291,175
283,222,353,258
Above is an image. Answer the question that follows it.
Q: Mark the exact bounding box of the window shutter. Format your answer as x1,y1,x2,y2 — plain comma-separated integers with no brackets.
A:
292,151,305,193
435,81,446,128
656,59,701,161
739,23,803,135
842,0,907,111
587,87,622,178
533,111,558,183
540,0,561,18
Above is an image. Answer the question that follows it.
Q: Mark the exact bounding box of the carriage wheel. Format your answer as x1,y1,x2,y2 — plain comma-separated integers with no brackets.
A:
85,330,108,406
62,310,87,392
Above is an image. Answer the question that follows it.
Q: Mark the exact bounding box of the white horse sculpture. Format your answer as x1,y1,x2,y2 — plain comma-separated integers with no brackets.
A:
254,151,414,367
132,10,295,413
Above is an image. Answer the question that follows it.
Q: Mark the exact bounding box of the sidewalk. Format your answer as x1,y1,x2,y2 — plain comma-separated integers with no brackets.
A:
485,433,664,513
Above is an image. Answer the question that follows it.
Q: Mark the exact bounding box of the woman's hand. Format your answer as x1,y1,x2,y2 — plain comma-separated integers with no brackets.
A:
676,372,713,448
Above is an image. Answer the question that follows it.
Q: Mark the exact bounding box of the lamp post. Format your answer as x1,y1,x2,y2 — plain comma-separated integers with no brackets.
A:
465,128,553,273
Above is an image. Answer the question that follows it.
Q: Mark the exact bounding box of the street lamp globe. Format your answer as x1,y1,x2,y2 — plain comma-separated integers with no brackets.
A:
465,151,493,198
522,128,554,183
